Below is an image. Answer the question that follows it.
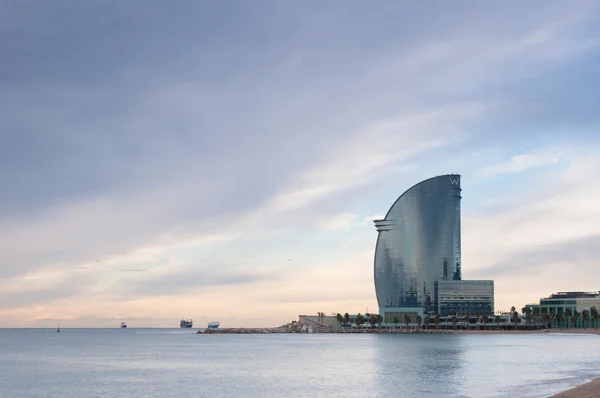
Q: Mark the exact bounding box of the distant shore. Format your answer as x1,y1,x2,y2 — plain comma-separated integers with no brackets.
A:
199,328,455,334
549,378,600,398
199,327,600,335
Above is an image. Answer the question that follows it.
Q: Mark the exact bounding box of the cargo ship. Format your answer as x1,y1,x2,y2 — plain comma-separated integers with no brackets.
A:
180,319,193,328
207,321,220,329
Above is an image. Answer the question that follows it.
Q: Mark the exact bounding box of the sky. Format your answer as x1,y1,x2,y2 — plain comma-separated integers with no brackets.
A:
1,1,600,328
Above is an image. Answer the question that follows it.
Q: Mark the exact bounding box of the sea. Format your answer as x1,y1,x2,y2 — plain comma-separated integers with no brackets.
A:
0,329,598,398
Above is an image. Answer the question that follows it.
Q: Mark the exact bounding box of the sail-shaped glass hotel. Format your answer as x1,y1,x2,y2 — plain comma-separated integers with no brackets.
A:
374,174,493,323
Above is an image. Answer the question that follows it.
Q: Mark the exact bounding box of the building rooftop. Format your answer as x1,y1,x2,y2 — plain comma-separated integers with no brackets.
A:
547,291,600,299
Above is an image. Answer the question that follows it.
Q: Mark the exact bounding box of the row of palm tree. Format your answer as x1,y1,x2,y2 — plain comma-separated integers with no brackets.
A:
332,306,600,330
386,313,507,330
518,306,599,329
335,312,383,328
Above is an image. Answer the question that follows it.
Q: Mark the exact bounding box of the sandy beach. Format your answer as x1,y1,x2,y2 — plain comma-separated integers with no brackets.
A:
548,378,600,398
457,329,600,336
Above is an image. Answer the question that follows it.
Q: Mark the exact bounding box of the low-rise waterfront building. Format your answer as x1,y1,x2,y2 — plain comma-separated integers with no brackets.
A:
436,280,494,316
524,291,600,328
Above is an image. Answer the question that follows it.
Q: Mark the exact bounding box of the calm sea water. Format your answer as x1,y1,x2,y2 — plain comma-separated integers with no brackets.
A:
0,329,598,398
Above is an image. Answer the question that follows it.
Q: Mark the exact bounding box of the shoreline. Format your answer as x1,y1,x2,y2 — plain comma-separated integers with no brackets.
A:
199,327,600,335
549,378,600,398
457,328,600,336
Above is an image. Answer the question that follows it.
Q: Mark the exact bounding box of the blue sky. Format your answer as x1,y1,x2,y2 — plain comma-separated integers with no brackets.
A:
1,1,600,327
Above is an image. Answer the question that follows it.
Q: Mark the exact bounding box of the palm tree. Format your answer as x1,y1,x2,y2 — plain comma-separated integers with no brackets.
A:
564,309,572,328
423,317,430,330
582,310,590,330
494,316,501,330
434,315,440,330
416,315,422,330
481,314,489,330
392,316,399,329
451,316,458,329
525,312,533,329
336,313,344,328
369,314,377,328
344,313,350,327
591,307,599,330
571,313,578,329
523,307,532,329
464,313,471,330
512,311,519,330
376,314,383,329
542,313,551,329
557,313,565,328
355,313,362,328
403,314,411,329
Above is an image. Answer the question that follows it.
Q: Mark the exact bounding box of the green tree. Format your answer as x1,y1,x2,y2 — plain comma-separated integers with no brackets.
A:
512,310,519,330
416,315,422,329
392,316,399,329
548,312,555,328
571,312,579,329
355,313,362,328
525,312,533,329
376,314,383,329
434,315,440,330
591,307,599,330
557,313,565,328
344,313,350,327
523,307,532,329
564,309,572,328
464,313,471,330
542,313,551,329
451,316,458,329
423,317,430,330
369,314,377,328
336,313,344,327
403,314,411,329
494,316,501,330
582,310,590,330
481,314,489,330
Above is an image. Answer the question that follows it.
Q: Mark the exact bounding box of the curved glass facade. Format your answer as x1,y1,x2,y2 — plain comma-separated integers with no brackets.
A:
374,174,462,314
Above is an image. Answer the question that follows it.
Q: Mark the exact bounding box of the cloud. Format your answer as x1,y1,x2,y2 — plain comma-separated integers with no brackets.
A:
463,149,600,310
2,2,600,326
318,213,362,230
480,154,560,177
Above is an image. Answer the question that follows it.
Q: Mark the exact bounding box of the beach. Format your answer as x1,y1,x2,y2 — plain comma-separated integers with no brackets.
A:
549,378,600,398
457,328,600,336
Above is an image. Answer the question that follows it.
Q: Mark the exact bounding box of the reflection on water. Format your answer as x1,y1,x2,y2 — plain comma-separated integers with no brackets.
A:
0,329,598,398
374,334,466,398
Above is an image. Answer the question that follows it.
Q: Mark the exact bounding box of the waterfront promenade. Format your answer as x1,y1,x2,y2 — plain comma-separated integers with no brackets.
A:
199,327,455,334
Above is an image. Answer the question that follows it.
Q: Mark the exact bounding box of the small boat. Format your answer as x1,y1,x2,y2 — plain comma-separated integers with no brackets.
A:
121,322,127,329
57,325,60,333
180,319,193,328
207,321,220,329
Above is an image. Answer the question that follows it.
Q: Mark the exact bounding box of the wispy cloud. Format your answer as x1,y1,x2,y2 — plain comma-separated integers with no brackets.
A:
1,2,600,326
480,154,560,177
